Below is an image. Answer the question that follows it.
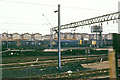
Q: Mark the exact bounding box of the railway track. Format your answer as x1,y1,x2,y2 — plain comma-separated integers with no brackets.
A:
21,69,109,79
1,57,87,69
1,56,107,70
2,55,109,79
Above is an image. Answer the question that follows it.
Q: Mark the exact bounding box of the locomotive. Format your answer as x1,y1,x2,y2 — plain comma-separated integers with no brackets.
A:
1,39,112,51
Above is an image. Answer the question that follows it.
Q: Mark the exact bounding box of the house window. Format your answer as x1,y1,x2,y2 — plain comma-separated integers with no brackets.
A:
24,34,31,37
13,35,17,37
35,35,40,37
85,35,89,37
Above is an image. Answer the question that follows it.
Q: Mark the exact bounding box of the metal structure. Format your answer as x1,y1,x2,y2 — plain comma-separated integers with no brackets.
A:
51,11,120,49
118,1,120,34
54,4,61,68
109,33,120,79
52,10,120,75
58,4,61,68
52,11,120,31
42,14,54,49
91,25,103,47
91,25,103,33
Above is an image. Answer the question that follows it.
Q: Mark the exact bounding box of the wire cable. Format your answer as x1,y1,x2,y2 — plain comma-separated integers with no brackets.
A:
0,0,115,12
42,13,53,27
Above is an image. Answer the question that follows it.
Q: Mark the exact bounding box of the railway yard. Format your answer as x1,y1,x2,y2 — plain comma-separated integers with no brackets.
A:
1,51,110,79
1,0,120,79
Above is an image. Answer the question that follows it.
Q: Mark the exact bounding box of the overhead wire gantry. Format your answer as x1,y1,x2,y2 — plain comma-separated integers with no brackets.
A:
50,11,120,48
52,11,120,31
51,4,120,77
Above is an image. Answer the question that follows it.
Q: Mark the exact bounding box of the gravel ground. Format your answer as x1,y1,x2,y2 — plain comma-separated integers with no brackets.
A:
82,61,109,69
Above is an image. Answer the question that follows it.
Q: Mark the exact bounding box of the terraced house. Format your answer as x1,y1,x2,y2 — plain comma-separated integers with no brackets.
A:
12,33,21,40
0,32,113,41
21,33,32,40
32,33,42,40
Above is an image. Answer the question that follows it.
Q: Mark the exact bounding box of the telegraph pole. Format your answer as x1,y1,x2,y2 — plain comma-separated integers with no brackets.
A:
50,28,53,49
58,4,61,68
54,4,61,68
118,1,120,34
7,31,8,49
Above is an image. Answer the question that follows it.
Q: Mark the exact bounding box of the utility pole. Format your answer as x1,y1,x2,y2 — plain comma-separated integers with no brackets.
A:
54,4,61,68
99,32,102,47
50,28,53,49
7,31,8,49
58,4,61,68
118,1,120,34
96,32,97,47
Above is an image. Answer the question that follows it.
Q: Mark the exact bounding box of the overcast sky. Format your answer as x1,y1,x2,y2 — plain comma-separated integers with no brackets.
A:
0,0,120,35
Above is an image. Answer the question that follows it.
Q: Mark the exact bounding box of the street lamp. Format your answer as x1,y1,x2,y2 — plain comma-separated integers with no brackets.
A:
54,4,61,68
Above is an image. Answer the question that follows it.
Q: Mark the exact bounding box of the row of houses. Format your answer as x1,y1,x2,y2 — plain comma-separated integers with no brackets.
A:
0,33,51,41
54,33,113,40
0,32,113,41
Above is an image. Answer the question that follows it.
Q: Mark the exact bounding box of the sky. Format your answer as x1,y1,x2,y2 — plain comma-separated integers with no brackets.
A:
0,0,120,35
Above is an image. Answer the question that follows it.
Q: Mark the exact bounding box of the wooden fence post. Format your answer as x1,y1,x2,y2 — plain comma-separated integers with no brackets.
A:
109,50,117,79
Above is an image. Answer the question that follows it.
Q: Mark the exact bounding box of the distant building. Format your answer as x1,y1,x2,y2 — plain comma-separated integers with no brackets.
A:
53,33,57,40
32,33,42,40
1,32,8,41
60,33,65,40
0,34,2,39
8,34,13,41
21,33,32,40
0,32,13,41
84,34,89,41
92,34,99,40
65,33,74,40
106,33,112,40
89,34,94,40
12,33,21,40
53,32,114,41
43,35,52,40
54,33,75,40
81,33,89,41
74,33,81,40
102,34,106,40
53,33,65,40
0,32,114,41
